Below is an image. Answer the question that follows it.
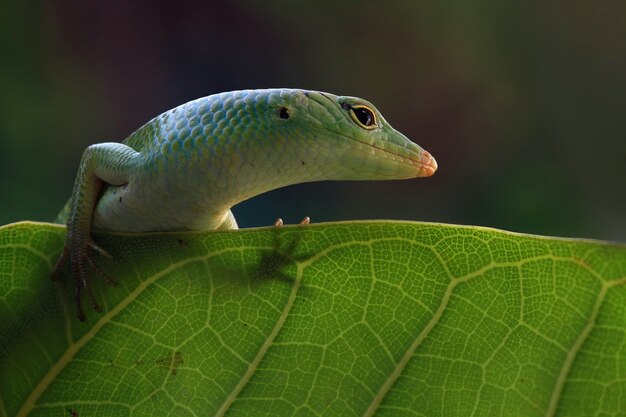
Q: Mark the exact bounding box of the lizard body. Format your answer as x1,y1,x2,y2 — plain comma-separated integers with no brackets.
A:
52,88,437,320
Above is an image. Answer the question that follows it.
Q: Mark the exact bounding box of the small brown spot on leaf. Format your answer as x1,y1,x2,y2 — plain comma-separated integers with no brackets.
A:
156,351,184,375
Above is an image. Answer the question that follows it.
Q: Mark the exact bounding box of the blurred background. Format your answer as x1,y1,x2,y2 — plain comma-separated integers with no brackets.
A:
1,1,624,241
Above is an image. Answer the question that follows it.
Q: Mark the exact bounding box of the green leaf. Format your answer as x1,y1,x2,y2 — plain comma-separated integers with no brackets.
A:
1,221,625,417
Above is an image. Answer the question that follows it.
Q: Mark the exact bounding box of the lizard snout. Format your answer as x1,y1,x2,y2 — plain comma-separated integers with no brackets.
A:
417,150,438,177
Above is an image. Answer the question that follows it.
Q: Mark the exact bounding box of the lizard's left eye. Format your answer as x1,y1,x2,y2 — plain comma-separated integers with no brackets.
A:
349,105,377,130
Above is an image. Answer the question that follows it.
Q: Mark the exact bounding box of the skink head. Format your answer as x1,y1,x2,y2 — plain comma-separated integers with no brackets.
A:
301,90,437,180
186,88,436,196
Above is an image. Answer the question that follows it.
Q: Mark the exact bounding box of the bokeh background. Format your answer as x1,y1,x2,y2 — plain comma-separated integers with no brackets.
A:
1,1,624,241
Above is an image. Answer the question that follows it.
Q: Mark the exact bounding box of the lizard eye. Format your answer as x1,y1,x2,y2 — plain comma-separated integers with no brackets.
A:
348,105,377,130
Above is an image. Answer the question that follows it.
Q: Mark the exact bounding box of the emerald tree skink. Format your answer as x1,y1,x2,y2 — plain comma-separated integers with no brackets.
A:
52,88,438,320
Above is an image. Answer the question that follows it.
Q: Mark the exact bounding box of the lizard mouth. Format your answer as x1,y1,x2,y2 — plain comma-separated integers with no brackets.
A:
365,142,438,178
398,148,437,177
330,130,438,179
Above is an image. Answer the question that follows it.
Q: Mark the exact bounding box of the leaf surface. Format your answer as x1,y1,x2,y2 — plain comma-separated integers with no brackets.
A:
1,221,625,417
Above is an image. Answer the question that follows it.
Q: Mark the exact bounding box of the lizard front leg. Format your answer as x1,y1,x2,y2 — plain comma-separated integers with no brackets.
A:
51,142,142,321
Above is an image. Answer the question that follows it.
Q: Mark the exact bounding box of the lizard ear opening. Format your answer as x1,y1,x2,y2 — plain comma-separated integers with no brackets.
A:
279,107,290,120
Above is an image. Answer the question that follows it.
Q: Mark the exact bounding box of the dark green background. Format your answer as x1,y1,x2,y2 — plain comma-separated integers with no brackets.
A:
1,1,624,241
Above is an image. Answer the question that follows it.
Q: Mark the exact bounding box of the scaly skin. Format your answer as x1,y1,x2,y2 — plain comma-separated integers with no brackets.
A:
52,89,437,320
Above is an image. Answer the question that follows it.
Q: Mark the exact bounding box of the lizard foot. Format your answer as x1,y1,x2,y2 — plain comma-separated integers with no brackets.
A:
273,217,311,227
51,238,117,321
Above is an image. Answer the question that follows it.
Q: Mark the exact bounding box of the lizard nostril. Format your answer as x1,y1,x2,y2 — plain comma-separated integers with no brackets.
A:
279,107,290,119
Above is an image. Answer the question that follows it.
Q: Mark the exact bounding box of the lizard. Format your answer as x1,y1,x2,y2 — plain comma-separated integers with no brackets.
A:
51,88,438,321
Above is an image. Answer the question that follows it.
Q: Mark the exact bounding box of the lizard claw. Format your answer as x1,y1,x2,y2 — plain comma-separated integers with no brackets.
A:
51,247,69,282
273,217,311,227
89,241,113,259
51,237,115,321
